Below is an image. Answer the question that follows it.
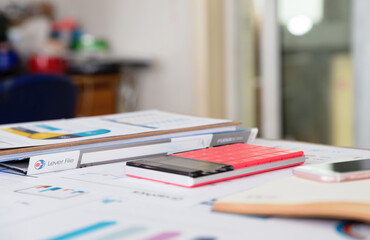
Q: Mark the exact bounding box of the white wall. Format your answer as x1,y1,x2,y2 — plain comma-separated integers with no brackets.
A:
40,0,197,115
353,0,370,148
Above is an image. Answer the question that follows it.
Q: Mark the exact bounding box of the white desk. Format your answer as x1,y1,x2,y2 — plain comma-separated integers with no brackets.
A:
0,139,369,239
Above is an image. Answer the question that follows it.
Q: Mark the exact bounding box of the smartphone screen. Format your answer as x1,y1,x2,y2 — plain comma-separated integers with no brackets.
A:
310,158,370,173
293,159,370,182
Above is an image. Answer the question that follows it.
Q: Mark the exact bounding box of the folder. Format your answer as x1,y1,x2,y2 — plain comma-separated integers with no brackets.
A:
0,110,256,175
212,176,370,223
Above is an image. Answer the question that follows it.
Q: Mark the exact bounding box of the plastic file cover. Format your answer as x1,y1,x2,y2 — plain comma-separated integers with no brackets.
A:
0,110,241,161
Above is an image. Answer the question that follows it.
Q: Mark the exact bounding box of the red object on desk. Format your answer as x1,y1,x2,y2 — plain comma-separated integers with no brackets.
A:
173,143,304,169
126,143,305,188
27,54,67,75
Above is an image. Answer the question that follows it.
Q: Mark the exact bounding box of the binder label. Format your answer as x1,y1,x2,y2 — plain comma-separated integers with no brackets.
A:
28,151,80,175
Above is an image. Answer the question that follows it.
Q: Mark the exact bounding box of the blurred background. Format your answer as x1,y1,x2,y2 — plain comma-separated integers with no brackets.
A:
0,0,369,148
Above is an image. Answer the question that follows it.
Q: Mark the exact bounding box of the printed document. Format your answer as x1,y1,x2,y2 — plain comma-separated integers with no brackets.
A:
0,110,230,149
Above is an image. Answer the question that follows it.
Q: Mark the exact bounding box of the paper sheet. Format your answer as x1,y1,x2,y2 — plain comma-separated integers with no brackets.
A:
0,139,369,239
0,167,351,240
0,110,230,149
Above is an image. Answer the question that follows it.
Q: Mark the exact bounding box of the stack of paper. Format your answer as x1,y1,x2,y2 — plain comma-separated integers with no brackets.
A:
0,110,256,175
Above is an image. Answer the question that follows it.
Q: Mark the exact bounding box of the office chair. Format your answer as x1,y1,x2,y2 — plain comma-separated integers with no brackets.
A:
0,74,77,124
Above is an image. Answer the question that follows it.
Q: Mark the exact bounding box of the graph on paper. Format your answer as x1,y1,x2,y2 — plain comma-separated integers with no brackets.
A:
15,185,86,199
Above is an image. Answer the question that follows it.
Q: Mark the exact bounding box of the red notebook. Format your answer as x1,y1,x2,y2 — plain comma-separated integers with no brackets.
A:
125,143,305,187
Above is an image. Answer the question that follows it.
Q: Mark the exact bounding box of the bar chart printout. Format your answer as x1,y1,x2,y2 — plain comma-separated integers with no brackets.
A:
15,185,86,199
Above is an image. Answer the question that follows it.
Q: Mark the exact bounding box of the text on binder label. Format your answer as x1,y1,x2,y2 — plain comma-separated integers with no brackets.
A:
28,151,80,175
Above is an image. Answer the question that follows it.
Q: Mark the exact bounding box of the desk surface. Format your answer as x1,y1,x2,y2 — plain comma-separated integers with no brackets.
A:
1,139,369,239
68,56,151,75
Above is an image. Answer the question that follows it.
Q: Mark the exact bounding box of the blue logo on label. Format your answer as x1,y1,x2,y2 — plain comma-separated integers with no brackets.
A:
34,160,45,170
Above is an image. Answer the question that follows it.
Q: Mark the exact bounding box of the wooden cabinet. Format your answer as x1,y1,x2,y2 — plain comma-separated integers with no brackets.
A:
71,74,120,116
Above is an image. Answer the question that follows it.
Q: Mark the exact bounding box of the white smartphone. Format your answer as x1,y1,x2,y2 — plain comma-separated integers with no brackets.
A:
292,159,370,183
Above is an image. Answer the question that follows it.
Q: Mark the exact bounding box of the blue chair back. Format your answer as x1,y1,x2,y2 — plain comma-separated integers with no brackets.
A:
0,74,77,124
